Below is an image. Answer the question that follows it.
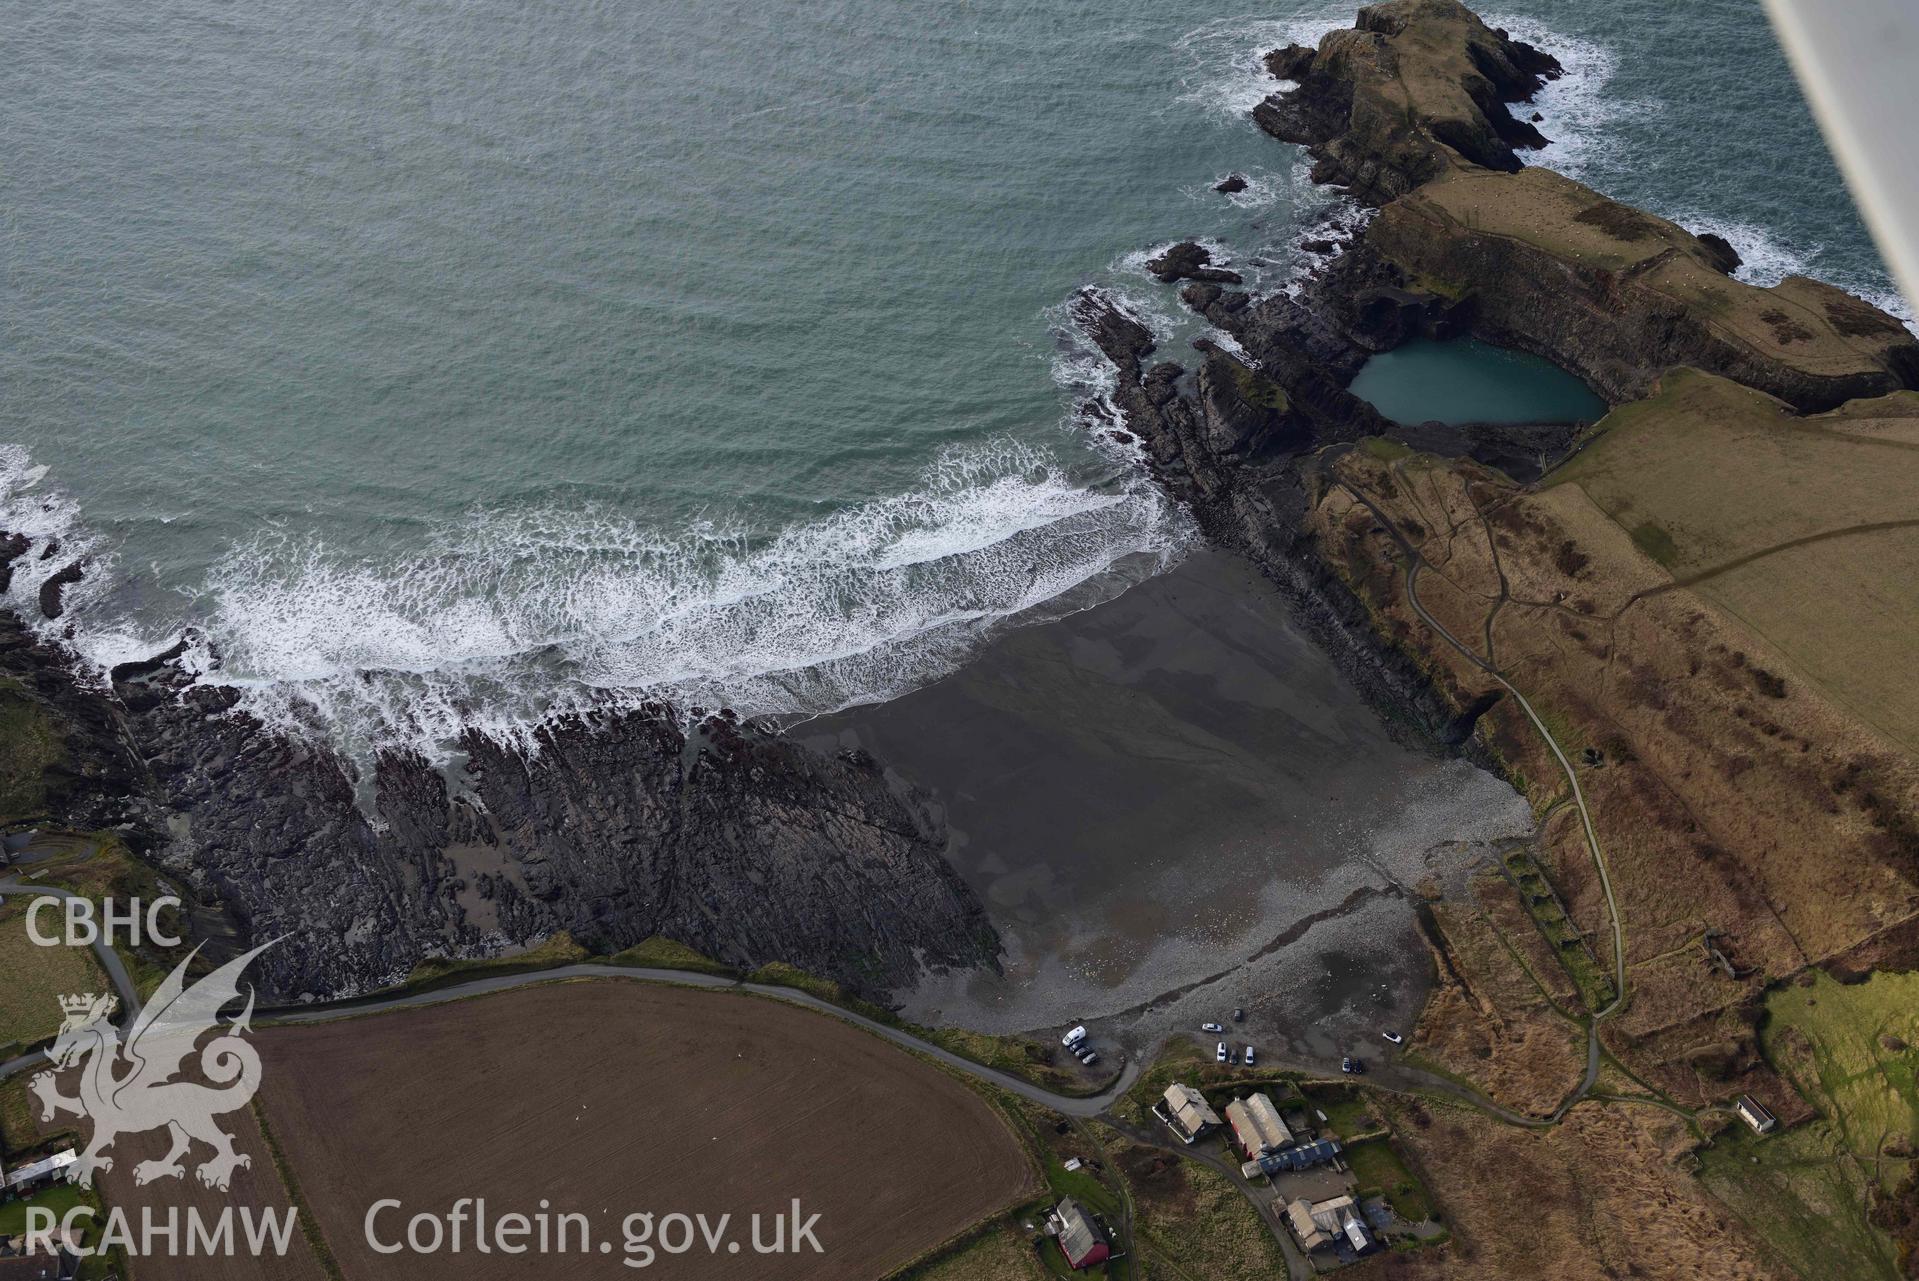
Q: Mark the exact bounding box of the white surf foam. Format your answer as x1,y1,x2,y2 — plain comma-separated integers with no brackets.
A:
1668,210,1916,326
189,439,1189,758
1186,166,1291,212
1482,14,1650,182
0,433,1192,761
1172,9,1352,125
1488,17,1911,327
0,445,124,667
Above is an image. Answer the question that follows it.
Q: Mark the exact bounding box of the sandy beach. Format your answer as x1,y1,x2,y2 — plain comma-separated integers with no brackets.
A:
805,548,1533,1066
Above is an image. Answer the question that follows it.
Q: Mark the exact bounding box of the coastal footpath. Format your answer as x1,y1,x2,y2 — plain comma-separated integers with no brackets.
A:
1082,1,1919,1276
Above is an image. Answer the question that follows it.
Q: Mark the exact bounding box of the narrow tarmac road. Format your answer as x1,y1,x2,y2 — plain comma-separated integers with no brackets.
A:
260,964,1144,1112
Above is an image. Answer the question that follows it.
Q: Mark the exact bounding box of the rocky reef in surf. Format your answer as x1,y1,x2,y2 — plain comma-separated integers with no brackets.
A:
0,559,1001,1002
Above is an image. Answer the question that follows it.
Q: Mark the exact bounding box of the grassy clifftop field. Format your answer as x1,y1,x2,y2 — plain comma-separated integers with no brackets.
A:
1556,371,1919,752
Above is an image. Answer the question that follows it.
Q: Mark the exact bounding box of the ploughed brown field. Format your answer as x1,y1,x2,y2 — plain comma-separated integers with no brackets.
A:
97,1102,329,1281
232,980,1033,1281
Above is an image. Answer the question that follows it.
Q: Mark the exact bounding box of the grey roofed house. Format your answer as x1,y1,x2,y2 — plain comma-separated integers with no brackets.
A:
1225,1092,1293,1157
1054,1198,1110,1269
1286,1196,1343,1251
1288,1193,1371,1253
1161,1083,1222,1143
1284,1197,1324,1250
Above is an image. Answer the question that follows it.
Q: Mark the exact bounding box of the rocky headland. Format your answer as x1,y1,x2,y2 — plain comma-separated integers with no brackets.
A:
1080,1,1919,1273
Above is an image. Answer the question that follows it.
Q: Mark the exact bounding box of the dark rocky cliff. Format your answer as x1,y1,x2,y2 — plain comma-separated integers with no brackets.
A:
0,601,1000,1003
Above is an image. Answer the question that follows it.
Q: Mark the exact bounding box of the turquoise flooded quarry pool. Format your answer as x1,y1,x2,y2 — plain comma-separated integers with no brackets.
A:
1349,337,1609,425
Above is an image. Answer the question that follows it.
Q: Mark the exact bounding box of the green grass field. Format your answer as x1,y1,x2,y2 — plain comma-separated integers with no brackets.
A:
604,934,739,976
1131,1161,1287,1281
1298,1083,1376,1139
0,1183,91,1237
1764,969,1919,1179
1345,1139,1435,1223
1690,969,1919,1281
1697,1123,1899,1281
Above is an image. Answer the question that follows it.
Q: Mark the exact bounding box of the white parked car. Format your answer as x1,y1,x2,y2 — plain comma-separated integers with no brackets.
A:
1382,1031,1404,1045
1244,1045,1256,1066
1216,1041,1228,1063
1080,1050,1098,1066
1200,1021,1224,1034
1062,1024,1087,1048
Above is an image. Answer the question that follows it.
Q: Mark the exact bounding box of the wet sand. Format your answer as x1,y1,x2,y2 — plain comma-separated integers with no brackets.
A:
804,549,1532,1065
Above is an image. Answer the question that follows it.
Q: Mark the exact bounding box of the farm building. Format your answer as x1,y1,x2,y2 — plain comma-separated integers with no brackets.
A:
1160,1083,1222,1144
1052,1198,1110,1271
3,1151,75,1194
1225,1092,1293,1159
1285,1193,1373,1255
0,1222,81,1281
1243,1136,1342,1178
1734,1095,1777,1134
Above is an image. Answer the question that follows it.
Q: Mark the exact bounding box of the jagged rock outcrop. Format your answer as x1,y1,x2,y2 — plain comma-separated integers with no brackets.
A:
1098,0,1919,1141
38,561,85,620
1254,0,1561,203
0,533,29,596
1144,241,1243,285
0,557,1002,1003
1081,0,1919,786
1070,289,1489,746
0,614,150,832
1243,0,1919,413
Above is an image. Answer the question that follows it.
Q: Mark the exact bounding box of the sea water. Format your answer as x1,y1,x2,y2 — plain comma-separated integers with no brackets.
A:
2,0,1902,756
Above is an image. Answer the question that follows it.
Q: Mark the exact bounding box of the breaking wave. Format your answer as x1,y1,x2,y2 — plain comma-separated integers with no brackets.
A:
1482,13,1649,182
1171,10,1351,124
1667,209,1915,327
109,440,1179,757
0,438,1190,759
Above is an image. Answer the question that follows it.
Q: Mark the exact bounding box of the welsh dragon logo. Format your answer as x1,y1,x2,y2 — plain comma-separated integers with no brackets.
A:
30,940,277,1191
